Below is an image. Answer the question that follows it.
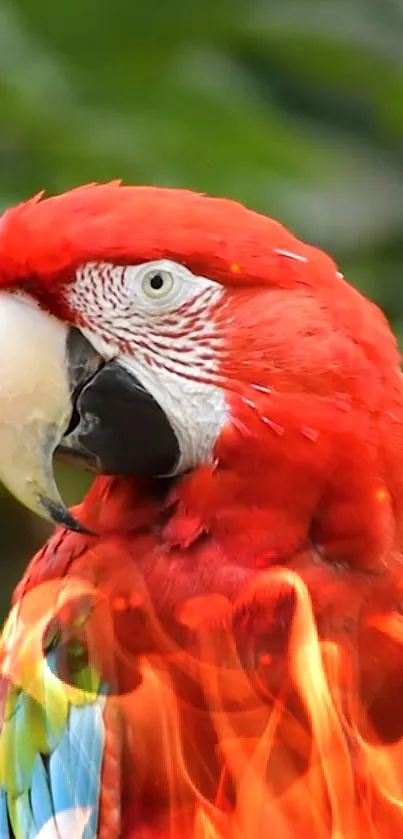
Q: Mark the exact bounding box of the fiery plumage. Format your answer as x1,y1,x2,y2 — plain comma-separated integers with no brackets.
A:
0,184,402,837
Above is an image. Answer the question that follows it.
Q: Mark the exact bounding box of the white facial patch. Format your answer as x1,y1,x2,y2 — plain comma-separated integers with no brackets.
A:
67,259,228,472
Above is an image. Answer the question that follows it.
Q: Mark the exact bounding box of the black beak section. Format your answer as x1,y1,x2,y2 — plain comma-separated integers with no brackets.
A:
58,331,180,481
38,496,94,534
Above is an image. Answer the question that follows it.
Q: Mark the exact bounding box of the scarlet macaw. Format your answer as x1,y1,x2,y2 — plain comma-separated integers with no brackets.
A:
0,183,401,838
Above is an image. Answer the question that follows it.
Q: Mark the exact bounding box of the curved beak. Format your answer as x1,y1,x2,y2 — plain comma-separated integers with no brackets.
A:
0,293,103,531
0,292,180,531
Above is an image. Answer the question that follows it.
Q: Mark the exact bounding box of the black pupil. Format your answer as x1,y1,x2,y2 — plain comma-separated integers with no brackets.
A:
150,273,164,290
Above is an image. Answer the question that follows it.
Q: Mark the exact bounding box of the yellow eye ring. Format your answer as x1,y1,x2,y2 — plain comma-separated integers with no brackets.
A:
142,270,174,299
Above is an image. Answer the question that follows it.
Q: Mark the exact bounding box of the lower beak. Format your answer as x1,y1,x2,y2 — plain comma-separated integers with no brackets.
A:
0,293,179,531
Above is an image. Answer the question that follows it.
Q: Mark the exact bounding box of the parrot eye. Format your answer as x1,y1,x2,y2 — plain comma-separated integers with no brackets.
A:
141,268,175,300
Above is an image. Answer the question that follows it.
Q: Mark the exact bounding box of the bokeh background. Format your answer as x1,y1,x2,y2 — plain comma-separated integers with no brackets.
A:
1,0,403,619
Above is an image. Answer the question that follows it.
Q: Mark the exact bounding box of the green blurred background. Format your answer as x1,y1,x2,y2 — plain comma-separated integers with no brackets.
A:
1,0,403,619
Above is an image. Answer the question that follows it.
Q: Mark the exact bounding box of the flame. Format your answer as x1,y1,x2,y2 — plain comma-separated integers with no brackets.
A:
3,567,403,838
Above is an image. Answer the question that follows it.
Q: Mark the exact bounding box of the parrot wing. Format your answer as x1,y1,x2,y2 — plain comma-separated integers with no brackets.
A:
0,576,113,839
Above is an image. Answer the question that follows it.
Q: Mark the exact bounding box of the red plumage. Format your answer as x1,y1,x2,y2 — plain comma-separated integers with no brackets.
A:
2,184,403,836
0,182,337,288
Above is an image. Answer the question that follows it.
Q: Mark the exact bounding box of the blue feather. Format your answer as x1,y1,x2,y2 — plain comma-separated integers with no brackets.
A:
49,721,76,816
69,704,104,839
0,789,10,839
30,755,54,833
48,702,104,838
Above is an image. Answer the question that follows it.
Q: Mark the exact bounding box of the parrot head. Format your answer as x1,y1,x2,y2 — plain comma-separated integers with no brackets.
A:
0,182,400,560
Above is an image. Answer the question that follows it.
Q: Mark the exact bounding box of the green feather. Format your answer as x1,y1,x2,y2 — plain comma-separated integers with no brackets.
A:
8,790,34,839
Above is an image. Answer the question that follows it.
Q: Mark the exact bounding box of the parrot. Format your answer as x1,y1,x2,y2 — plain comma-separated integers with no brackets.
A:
0,182,401,838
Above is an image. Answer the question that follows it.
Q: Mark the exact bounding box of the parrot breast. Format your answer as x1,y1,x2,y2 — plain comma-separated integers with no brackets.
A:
3,468,403,838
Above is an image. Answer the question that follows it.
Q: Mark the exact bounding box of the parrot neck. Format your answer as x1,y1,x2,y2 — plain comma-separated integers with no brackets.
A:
78,447,309,571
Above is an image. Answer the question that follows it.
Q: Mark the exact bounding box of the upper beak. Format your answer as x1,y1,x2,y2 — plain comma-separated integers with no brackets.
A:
0,293,103,531
0,292,180,531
